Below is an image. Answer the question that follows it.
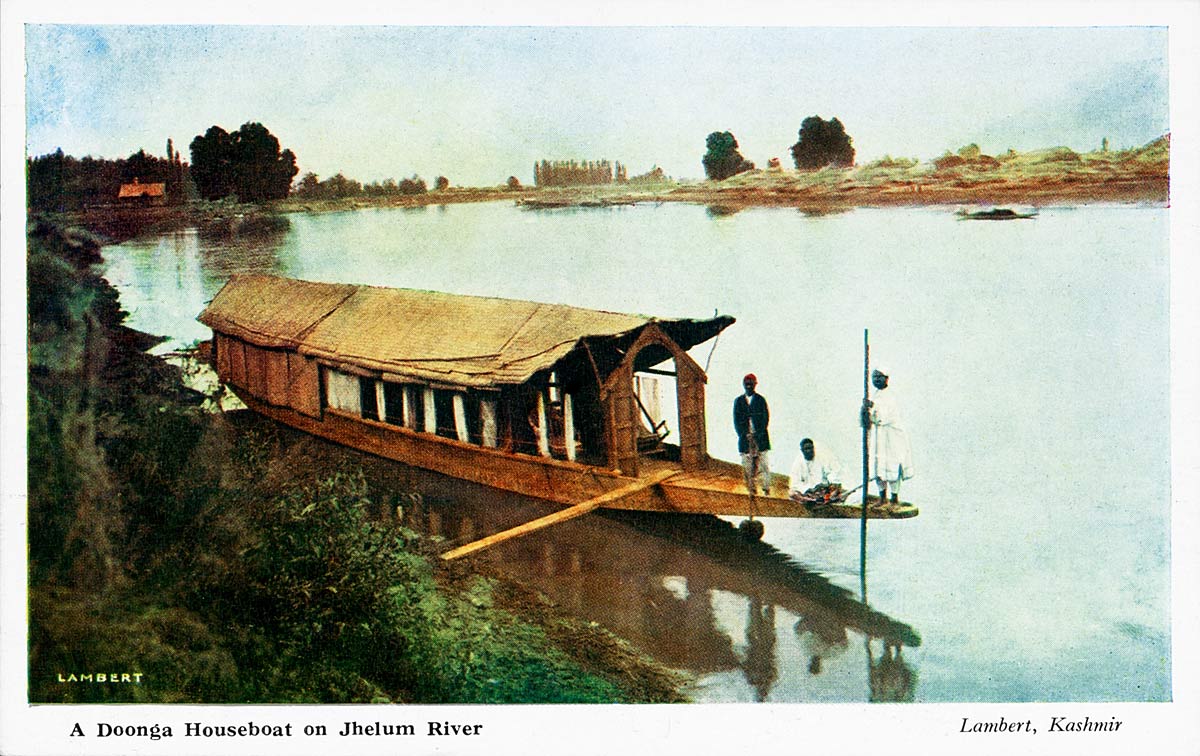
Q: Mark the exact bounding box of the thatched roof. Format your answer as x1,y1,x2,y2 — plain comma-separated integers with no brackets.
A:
199,274,734,387
117,181,166,198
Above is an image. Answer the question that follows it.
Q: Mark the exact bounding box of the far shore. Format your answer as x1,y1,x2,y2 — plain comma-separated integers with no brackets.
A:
57,140,1168,244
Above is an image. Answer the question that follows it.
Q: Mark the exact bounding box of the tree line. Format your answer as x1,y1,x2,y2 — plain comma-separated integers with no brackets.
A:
534,159,628,187
292,172,448,200
26,144,188,212
702,115,856,180
26,121,300,210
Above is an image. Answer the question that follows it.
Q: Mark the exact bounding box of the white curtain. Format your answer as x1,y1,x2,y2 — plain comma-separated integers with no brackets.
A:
423,388,437,434
536,392,550,457
481,399,498,448
326,370,361,413
563,393,576,462
635,375,662,430
403,386,417,429
453,394,470,442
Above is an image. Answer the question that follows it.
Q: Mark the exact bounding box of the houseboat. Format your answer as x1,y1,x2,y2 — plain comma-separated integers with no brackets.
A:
198,274,917,532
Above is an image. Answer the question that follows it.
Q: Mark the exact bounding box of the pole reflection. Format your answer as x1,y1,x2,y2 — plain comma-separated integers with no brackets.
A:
409,479,922,702
859,517,917,702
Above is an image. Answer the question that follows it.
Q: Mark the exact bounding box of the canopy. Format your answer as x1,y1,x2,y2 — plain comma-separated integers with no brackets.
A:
199,274,734,387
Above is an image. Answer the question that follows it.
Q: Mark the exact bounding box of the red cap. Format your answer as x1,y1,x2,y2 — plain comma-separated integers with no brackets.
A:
743,373,757,383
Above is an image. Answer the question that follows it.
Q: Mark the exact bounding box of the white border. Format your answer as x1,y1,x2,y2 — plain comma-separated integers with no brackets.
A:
3,3,1198,755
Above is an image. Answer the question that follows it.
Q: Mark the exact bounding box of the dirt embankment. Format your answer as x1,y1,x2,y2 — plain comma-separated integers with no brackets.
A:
541,139,1170,212
230,411,690,702
62,138,1168,239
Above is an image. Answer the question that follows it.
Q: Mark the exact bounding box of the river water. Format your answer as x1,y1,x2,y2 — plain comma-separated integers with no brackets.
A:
101,200,1171,702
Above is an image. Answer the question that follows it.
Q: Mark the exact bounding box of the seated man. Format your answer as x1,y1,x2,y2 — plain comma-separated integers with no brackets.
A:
788,438,844,504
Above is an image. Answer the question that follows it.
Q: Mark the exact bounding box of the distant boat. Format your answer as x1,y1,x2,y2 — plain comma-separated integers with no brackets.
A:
516,198,575,209
517,197,634,209
955,207,1037,220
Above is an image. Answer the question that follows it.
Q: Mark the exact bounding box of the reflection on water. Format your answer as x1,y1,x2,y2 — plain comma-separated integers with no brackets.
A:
100,226,291,351
101,202,1171,702
396,467,919,703
744,598,777,701
704,204,740,218
869,641,916,703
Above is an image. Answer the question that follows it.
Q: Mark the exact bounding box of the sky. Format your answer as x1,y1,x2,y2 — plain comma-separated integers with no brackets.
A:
24,24,1169,188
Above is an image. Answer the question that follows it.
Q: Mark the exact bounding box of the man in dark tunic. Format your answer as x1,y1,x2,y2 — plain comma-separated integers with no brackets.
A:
733,373,771,495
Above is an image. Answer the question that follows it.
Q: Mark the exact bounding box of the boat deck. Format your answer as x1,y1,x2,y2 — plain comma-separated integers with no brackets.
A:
621,456,919,520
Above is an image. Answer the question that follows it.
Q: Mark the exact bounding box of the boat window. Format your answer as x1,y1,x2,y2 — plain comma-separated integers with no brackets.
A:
406,385,425,430
433,389,458,439
461,393,483,445
508,388,540,456
382,382,405,425
360,377,379,421
326,369,362,414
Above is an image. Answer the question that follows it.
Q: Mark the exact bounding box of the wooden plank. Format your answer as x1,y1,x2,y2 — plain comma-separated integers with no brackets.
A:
440,469,677,561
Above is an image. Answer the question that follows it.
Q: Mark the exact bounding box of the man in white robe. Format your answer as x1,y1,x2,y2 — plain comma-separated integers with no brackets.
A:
788,438,843,502
863,368,914,503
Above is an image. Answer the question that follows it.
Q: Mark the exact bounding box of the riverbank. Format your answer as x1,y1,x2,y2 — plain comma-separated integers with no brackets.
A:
26,219,686,703
59,137,1168,244
280,137,1169,212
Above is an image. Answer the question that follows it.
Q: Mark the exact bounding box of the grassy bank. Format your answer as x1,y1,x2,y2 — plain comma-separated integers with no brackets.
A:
26,219,685,703
60,136,1168,245
660,137,1169,210
275,136,1169,213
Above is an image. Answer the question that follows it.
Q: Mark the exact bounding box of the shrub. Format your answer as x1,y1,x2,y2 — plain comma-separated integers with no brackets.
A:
702,131,755,180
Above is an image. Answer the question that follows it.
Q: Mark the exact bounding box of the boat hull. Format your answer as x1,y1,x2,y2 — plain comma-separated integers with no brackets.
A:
233,389,917,520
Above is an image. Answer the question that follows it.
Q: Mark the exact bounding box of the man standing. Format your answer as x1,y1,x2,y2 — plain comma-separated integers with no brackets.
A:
862,368,914,504
734,373,771,495
788,438,843,502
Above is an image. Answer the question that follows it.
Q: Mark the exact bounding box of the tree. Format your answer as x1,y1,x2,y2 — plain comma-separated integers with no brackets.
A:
295,172,321,197
790,116,855,170
189,126,234,200
189,122,298,202
230,122,297,202
121,149,158,183
702,131,754,180
397,175,427,195
434,176,449,191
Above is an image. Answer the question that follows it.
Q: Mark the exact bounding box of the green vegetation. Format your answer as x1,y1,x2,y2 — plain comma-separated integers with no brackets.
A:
27,220,659,703
293,171,430,200
26,144,187,212
534,159,628,187
702,131,755,181
189,122,298,202
790,115,856,169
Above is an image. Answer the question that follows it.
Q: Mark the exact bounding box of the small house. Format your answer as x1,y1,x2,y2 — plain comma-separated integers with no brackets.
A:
117,178,167,207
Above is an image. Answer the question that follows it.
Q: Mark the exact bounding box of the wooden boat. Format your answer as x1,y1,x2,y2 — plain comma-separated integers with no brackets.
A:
198,274,917,538
955,207,1037,220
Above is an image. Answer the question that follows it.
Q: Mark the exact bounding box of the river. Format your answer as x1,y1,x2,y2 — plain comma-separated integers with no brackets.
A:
101,200,1171,702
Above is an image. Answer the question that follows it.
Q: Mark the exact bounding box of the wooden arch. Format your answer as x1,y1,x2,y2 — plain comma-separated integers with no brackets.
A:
601,323,710,475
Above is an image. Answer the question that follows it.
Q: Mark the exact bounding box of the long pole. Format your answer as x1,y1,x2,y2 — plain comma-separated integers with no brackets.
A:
861,329,870,603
